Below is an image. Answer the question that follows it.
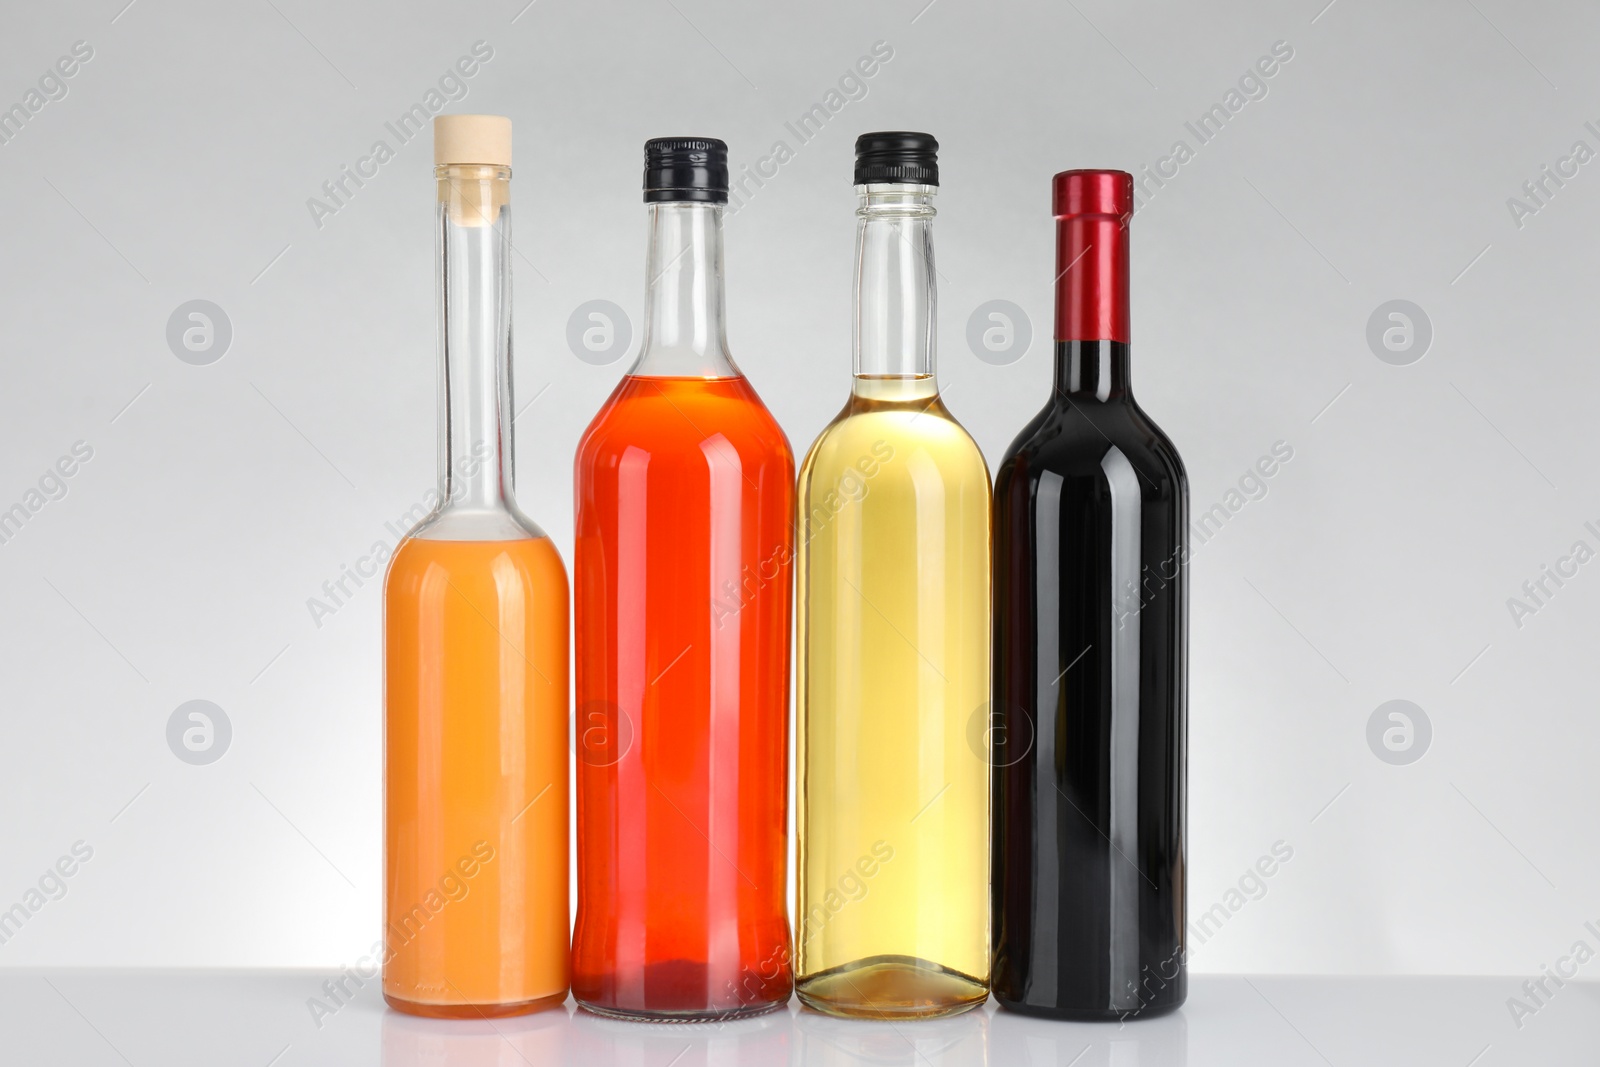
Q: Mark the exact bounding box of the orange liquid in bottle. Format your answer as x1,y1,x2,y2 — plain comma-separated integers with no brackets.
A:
384,535,570,1017
572,374,794,1019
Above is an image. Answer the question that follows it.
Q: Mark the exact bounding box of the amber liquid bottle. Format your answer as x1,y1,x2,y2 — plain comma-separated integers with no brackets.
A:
383,116,569,1018
571,138,794,1020
991,170,1188,1019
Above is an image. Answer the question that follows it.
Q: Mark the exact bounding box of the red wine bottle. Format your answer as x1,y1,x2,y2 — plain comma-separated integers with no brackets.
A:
990,170,1188,1019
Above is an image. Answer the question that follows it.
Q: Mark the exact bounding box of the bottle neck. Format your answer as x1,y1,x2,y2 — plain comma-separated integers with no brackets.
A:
1054,202,1131,400
1055,340,1130,401
854,184,937,396
436,164,516,515
632,201,736,378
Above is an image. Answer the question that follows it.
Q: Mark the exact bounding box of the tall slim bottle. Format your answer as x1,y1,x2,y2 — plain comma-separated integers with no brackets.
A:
384,115,570,1017
796,133,991,1019
991,170,1188,1019
572,138,794,1020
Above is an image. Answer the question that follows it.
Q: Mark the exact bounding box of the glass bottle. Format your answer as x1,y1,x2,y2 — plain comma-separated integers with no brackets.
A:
571,138,794,1020
383,116,570,1017
990,169,1188,1019
795,132,991,1019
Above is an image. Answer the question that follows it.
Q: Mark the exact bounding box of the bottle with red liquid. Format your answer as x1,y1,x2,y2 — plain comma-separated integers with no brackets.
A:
572,137,795,1020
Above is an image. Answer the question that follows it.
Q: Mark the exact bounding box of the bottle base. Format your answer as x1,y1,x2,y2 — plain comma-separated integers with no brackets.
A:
575,999,788,1024
796,955,988,1020
383,990,568,1019
571,956,793,1022
994,995,1185,1022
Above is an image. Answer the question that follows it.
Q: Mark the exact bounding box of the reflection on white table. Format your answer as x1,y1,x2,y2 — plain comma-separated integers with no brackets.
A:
3,972,1594,1065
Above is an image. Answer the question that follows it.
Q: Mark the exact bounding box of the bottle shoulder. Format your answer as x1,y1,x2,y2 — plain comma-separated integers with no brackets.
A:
387,527,569,589
997,394,1186,500
409,505,552,544
576,374,794,472
799,394,989,488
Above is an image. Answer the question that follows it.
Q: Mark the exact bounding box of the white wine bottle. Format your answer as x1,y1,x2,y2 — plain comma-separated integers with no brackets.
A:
795,132,991,1020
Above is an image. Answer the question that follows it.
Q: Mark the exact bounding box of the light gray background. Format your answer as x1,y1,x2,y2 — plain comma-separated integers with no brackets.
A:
1,0,1595,990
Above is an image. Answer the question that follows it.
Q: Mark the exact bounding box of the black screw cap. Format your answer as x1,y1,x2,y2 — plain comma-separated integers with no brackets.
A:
854,131,938,186
644,137,729,203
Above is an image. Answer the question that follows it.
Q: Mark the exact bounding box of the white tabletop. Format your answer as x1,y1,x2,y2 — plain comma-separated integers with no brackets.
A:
2,972,1593,1065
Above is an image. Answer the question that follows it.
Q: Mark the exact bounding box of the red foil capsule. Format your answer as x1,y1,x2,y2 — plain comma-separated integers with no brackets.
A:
1053,170,1133,344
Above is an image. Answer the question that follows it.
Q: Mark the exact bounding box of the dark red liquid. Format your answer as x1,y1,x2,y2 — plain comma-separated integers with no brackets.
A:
572,374,794,1019
991,340,1188,1020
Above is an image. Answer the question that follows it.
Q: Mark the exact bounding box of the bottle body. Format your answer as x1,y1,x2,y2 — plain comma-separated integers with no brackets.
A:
384,535,570,1015
383,137,571,1017
571,374,794,1018
795,377,991,1018
991,171,1188,1019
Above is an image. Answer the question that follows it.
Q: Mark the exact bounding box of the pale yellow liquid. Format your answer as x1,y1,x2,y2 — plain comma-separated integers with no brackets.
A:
795,376,992,1018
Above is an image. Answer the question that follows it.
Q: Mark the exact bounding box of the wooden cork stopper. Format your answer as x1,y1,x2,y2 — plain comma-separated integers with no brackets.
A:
433,115,512,168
